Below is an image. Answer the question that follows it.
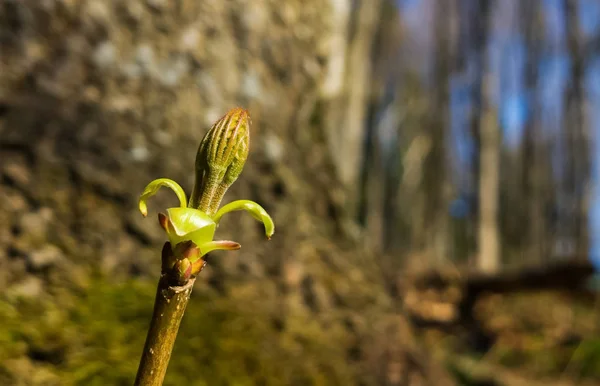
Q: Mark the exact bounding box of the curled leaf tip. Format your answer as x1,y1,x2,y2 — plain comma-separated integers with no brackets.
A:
139,202,149,217
213,199,275,239
139,178,188,217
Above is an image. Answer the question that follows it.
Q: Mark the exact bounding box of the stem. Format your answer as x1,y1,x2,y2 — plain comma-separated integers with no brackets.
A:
134,275,196,386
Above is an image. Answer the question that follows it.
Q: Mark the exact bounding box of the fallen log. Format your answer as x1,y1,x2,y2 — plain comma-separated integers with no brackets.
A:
403,259,597,328
461,259,596,295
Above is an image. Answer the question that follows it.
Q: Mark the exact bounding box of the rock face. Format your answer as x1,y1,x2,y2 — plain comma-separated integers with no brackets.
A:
0,1,452,385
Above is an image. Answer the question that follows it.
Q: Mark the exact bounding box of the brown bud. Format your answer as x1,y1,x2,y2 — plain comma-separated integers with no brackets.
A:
191,259,207,276
189,108,250,215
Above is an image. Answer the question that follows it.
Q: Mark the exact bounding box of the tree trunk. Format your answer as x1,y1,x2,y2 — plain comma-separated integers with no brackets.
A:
322,0,383,219
478,92,501,273
477,1,501,274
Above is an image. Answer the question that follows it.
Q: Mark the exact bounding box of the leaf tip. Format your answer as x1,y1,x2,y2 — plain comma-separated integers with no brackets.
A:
139,200,149,217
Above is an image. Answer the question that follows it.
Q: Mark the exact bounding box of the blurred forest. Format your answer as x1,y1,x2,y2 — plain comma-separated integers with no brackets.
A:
0,0,599,386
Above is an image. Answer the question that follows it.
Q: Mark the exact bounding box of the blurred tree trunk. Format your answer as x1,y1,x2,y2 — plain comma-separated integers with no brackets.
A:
425,0,456,265
478,88,501,273
476,0,501,273
565,0,589,257
322,0,383,222
359,0,398,254
397,78,432,260
465,0,485,267
520,1,546,265
500,1,530,262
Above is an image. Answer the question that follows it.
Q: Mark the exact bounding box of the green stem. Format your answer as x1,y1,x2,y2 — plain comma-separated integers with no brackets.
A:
134,275,195,386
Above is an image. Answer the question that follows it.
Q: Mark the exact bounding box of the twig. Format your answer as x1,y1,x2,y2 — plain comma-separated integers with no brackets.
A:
134,276,196,386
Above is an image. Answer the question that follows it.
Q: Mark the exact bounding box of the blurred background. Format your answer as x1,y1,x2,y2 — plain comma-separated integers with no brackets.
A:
1,0,599,385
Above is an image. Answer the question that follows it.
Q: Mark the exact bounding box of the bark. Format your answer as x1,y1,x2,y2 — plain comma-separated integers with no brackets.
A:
135,276,195,386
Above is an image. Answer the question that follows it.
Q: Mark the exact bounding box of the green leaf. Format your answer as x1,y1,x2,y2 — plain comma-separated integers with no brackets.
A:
139,178,188,216
213,200,275,239
198,240,241,255
164,208,217,248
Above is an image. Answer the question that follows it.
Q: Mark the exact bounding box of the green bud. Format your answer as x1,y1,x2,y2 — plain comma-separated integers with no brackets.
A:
174,258,192,284
138,107,274,284
189,107,251,215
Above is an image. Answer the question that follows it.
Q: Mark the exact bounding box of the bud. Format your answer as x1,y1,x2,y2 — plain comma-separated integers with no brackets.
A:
174,258,192,285
138,107,273,285
189,107,250,215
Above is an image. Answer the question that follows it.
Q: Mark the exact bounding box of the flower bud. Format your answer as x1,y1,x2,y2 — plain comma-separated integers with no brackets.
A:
189,108,250,215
